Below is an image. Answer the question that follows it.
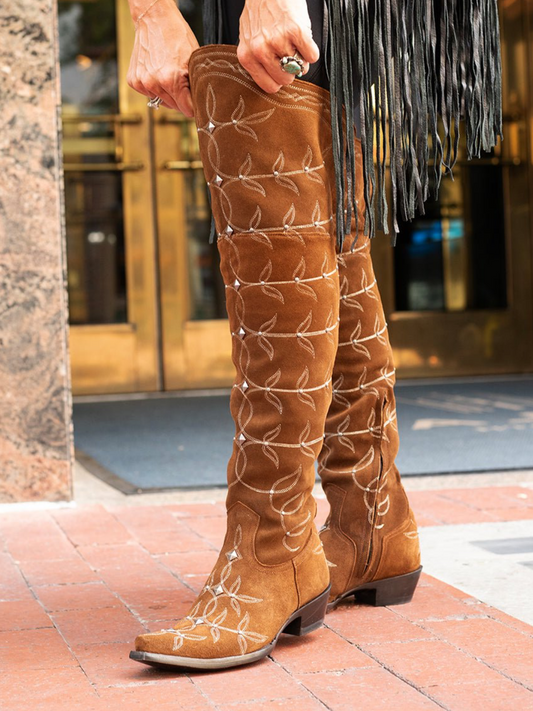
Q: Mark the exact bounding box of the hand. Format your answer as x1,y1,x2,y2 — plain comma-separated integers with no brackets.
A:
127,0,199,116
238,0,320,94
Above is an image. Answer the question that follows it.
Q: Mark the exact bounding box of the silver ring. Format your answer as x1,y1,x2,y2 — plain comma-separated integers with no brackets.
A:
280,52,305,78
147,96,163,109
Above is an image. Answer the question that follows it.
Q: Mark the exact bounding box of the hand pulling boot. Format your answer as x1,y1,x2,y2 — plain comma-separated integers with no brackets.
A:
318,146,422,610
130,45,340,670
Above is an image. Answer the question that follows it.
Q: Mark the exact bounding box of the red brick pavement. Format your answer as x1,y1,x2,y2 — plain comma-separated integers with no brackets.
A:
0,486,532,710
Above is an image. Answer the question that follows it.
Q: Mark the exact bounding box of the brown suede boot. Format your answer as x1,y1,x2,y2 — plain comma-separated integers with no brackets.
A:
318,140,422,610
130,45,339,670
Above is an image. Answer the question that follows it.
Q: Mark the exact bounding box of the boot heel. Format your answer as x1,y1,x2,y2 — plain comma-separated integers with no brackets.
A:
283,586,331,636
354,566,422,607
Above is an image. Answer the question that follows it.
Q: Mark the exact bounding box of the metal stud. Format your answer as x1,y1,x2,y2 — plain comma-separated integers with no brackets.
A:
238,327,246,338
238,433,246,442
234,279,241,290
207,121,215,133
225,225,234,236
213,174,223,186
213,584,224,596
226,549,239,562
195,617,204,625
241,380,249,392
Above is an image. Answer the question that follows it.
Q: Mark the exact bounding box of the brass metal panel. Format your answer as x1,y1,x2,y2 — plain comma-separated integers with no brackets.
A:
153,111,192,389
69,325,138,394
116,0,161,392
182,320,234,389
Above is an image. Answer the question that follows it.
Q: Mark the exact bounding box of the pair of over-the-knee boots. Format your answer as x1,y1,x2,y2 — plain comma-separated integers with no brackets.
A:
130,45,421,671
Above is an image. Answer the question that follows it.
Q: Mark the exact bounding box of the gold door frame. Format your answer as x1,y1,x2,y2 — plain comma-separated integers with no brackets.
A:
68,0,162,394
153,113,234,390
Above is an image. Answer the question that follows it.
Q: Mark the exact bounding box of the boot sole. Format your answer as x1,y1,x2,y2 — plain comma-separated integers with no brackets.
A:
129,584,331,671
327,566,423,612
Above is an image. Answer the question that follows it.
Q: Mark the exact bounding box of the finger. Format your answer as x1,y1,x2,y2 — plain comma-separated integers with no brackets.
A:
247,42,296,87
139,75,177,110
153,85,180,112
238,50,283,93
165,72,195,117
289,25,320,65
176,87,194,118
267,49,310,85
135,78,172,110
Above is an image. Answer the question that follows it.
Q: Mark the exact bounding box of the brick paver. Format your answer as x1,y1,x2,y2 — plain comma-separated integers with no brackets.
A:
0,486,532,710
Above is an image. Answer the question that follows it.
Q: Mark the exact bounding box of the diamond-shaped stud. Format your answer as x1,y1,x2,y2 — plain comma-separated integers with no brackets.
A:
238,327,246,338
225,225,234,236
241,380,249,391
207,121,215,133
213,174,223,186
195,617,204,625
234,279,240,290
213,584,224,596
226,549,239,562
238,433,246,442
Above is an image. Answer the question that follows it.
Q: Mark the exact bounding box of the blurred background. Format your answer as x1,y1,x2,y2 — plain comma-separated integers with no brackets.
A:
60,0,531,394
2,0,533,501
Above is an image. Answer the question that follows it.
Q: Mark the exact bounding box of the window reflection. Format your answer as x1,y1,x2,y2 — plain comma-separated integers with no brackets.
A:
58,1,127,325
393,156,507,313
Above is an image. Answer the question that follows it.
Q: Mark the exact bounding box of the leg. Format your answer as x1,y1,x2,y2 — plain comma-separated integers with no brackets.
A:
131,45,339,669
318,139,422,610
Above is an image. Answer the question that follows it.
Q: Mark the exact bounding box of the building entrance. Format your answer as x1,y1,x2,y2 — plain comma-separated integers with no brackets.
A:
59,0,533,395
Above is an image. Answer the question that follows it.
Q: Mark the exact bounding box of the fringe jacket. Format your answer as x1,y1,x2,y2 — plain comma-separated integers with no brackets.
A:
202,0,503,249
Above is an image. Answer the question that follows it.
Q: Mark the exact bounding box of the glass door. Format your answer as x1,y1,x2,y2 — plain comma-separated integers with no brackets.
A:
60,0,161,393
370,0,533,377
60,0,230,394
61,0,533,395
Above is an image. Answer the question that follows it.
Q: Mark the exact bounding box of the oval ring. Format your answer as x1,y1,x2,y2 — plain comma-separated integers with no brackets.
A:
279,53,305,78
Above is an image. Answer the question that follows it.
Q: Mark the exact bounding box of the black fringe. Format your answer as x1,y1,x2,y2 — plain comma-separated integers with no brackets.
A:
325,0,503,249
202,0,223,244
202,0,503,251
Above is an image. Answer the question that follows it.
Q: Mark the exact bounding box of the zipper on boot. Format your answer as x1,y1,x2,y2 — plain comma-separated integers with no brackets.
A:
362,395,388,577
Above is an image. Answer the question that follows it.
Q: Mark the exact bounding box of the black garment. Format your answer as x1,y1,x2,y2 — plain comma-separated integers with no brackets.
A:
221,0,328,89
220,0,362,137
203,0,503,248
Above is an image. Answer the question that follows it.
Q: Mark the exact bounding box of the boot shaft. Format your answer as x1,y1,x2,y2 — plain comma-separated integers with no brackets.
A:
189,45,341,567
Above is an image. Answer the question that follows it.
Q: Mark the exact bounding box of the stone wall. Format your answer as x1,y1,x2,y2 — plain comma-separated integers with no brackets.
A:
0,1,73,502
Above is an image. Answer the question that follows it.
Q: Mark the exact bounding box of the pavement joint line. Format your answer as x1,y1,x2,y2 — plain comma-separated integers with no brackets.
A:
404,618,533,694
338,641,451,711
267,655,334,710
323,619,435,646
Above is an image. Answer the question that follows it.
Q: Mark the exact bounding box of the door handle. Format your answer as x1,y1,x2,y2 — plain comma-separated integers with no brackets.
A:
163,160,204,171
61,114,142,125
63,161,145,172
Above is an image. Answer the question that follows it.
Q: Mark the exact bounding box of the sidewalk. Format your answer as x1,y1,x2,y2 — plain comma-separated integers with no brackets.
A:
1,482,533,710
